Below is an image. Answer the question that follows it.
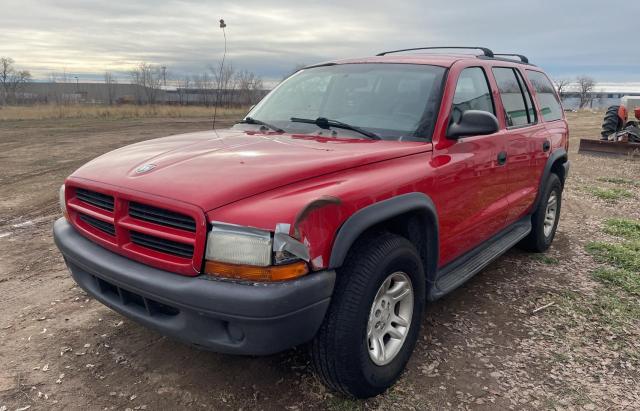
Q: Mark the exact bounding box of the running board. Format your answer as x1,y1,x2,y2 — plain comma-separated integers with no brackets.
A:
428,218,531,301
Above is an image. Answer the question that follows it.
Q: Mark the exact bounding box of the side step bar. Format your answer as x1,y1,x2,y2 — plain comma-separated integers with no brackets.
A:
428,218,531,301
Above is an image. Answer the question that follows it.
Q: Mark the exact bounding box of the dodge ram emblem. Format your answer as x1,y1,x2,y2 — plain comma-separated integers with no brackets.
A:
135,163,156,173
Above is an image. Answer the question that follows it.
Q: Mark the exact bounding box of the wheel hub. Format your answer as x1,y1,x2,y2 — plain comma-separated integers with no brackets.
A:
367,271,414,366
543,191,558,238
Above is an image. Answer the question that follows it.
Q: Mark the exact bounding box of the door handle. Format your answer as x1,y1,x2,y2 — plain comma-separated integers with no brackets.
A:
497,151,507,165
543,140,551,152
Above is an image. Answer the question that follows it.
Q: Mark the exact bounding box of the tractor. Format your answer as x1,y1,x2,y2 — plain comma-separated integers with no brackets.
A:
600,96,640,142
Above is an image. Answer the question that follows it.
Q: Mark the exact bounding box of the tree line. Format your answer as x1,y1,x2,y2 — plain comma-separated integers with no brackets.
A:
0,57,266,107
553,75,598,109
123,61,264,106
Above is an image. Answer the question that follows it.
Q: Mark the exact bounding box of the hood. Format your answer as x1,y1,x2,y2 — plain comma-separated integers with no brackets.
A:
71,128,432,211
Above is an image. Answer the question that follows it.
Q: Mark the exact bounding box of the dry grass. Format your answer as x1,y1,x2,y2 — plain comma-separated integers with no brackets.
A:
0,104,249,121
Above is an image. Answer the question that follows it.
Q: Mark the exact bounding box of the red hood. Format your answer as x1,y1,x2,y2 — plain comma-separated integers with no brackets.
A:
70,128,432,211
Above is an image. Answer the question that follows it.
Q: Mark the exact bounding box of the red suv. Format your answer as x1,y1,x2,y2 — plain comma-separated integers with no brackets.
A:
54,47,569,398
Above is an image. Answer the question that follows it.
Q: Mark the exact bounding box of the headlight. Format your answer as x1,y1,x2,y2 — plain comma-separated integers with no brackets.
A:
206,223,272,266
59,184,67,218
204,222,309,282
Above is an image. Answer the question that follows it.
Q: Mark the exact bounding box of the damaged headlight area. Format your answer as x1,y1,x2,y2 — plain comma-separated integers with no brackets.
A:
204,222,310,282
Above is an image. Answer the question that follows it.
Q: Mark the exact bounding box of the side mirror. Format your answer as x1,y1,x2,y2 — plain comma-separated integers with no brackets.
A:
447,110,499,139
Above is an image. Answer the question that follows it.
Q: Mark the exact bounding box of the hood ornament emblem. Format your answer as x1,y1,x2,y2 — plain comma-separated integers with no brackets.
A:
135,163,156,174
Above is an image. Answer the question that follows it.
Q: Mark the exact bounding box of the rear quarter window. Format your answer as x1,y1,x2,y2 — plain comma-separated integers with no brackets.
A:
492,67,536,127
526,70,563,122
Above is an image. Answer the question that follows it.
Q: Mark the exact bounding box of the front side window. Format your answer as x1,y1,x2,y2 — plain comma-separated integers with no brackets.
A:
243,64,447,140
526,70,563,122
492,67,537,127
451,67,494,123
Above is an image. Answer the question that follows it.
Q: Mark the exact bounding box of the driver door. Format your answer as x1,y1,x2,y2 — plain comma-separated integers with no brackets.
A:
431,66,510,266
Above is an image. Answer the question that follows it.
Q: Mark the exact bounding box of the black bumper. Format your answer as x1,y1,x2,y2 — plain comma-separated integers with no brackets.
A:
53,218,335,355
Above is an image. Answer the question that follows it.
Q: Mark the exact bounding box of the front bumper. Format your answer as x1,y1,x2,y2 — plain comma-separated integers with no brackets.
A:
53,218,335,355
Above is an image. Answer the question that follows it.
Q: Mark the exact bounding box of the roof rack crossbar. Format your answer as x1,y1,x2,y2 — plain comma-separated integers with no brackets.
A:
493,53,529,64
376,46,494,57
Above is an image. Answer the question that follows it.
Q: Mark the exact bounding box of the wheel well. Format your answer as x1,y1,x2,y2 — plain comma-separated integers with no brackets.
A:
550,158,567,186
343,210,437,285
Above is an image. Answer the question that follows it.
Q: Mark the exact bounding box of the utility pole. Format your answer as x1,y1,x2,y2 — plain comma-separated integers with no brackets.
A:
161,66,167,87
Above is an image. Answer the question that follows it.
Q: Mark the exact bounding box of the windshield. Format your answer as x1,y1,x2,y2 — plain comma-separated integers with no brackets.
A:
243,63,446,140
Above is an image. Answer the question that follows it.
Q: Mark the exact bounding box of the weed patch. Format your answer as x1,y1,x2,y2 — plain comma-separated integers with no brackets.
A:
585,241,640,272
592,267,640,296
596,177,639,187
586,187,633,202
533,254,559,265
604,218,640,241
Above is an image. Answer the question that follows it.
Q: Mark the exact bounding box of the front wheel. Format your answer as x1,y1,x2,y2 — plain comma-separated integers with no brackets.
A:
310,233,425,398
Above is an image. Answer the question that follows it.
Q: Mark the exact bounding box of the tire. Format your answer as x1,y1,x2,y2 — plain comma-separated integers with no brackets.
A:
519,173,562,252
600,105,623,140
310,233,425,398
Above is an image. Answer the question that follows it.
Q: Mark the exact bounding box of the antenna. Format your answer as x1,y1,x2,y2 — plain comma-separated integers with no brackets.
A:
212,18,227,129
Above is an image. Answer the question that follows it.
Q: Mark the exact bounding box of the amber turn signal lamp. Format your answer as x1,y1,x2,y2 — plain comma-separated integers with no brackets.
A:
205,260,309,282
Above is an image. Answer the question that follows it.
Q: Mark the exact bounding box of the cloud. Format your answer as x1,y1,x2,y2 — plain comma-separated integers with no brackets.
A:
0,0,637,82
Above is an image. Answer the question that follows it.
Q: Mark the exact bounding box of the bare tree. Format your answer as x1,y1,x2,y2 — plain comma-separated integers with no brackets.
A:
130,62,163,104
104,72,118,105
193,72,215,106
0,57,32,105
576,75,596,109
177,76,191,105
211,61,236,107
235,69,264,106
553,78,570,101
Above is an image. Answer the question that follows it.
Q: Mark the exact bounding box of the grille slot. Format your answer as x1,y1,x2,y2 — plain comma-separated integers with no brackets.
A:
95,276,180,317
79,214,115,236
129,202,196,232
76,188,114,211
130,231,194,258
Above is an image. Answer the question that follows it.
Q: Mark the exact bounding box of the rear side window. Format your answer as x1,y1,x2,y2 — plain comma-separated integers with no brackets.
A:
492,67,537,127
451,67,494,123
526,70,563,122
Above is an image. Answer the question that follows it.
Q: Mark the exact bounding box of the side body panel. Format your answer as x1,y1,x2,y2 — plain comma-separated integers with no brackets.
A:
501,124,549,223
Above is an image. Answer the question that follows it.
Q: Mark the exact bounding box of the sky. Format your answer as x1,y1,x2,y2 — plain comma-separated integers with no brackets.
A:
1,0,638,85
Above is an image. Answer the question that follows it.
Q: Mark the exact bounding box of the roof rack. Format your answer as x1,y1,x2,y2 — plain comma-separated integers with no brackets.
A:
376,46,494,57
493,53,529,64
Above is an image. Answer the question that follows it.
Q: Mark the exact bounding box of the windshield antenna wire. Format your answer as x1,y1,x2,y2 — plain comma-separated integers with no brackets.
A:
212,18,227,129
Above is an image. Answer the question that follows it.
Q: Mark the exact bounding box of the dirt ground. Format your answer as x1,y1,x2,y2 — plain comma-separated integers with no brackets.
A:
0,111,639,410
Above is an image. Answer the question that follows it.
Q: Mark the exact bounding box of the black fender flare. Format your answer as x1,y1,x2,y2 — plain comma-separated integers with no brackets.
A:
533,148,568,210
328,192,439,283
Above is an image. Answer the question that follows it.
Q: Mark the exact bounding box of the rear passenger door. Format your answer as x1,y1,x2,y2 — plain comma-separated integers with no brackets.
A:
491,67,549,224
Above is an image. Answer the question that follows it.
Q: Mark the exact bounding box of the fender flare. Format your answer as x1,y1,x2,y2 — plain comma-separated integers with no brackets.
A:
533,148,568,210
328,192,439,281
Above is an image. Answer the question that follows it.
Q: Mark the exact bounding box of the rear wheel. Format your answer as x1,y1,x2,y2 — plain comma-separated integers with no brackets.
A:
519,173,562,252
600,105,623,140
310,233,425,398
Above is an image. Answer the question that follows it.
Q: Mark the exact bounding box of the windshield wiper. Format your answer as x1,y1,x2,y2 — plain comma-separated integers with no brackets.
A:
290,117,381,140
238,117,284,133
